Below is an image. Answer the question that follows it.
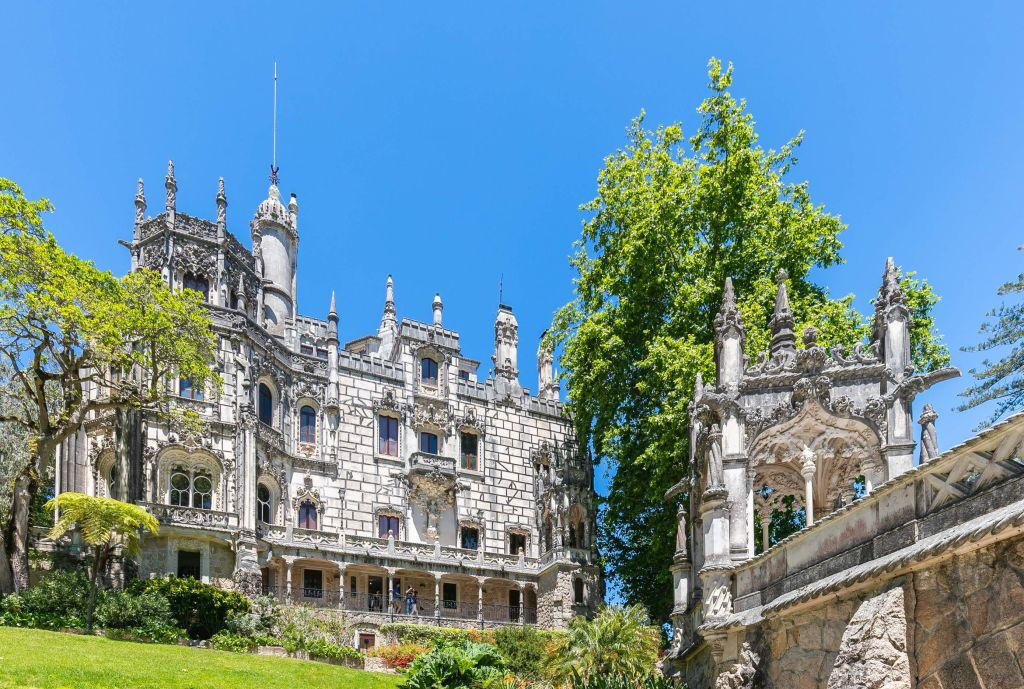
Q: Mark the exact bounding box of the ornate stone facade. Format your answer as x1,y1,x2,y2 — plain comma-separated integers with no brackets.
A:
665,263,1024,687
56,165,600,633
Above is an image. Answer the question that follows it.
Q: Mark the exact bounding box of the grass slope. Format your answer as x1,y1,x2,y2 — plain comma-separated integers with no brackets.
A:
0,627,403,689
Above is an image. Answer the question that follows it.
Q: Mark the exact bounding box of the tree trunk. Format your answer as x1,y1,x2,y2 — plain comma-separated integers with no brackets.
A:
85,544,106,632
5,470,35,593
0,531,13,594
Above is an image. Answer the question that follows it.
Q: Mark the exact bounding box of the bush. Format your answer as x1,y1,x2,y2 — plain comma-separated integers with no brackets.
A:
565,672,678,689
210,630,258,653
11,570,90,619
0,607,84,630
104,623,184,644
275,604,350,649
492,626,548,681
370,643,429,670
304,637,362,662
225,594,279,638
94,590,174,630
381,623,494,647
403,641,506,689
128,576,250,639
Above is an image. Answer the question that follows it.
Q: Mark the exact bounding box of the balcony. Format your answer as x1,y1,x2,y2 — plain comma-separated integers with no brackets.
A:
140,502,238,531
409,452,456,477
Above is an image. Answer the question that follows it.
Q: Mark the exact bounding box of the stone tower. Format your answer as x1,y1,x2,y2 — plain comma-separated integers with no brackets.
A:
251,174,298,334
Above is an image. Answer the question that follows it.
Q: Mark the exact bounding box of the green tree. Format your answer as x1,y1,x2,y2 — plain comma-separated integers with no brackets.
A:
545,605,661,683
550,59,949,623
0,178,219,594
958,247,1024,426
46,492,160,631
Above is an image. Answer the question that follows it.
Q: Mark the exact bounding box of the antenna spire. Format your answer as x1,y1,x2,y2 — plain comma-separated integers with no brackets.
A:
270,62,279,186
498,274,504,306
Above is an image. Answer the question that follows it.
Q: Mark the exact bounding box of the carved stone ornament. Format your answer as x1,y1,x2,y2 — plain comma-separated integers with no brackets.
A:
457,406,486,435
291,474,324,513
411,401,452,433
172,242,217,279
373,388,403,417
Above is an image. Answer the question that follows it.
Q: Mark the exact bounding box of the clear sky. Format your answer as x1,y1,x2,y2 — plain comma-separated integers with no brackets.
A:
3,3,1022,507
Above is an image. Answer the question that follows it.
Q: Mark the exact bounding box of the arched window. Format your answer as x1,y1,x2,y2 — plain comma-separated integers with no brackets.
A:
168,466,213,510
573,578,584,606
182,274,209,302
420,357,438,386
258,384,273,426
256,484,272,523
543,517,553,553
298,501,318,530
378,514,401,539
179,377,203,401
299,406,317,444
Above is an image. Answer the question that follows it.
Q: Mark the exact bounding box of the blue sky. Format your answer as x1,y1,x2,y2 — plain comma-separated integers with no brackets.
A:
4,3,1023,507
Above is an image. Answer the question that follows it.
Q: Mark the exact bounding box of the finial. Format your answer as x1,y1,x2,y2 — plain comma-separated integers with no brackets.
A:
329,290,337,315
918,403,939,463
134,178,147,232
714,277,743,335
269,164,279,187
216,177,227,229
433,293,443,326
164,160,176,212
382,274,396,322
770,268,796,359
722,277,735,306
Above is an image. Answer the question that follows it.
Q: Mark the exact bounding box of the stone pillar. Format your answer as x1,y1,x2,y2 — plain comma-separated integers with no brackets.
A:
477,577,485,623
745,471,755,557
518,582,526,626
284,557,294,601
761,514,771,552
699,486,733,621
434,575,442,622
387,569,394,616
337,565,346,609
801,449,816,527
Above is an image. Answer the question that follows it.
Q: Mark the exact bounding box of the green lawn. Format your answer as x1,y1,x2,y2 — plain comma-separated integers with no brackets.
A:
0,627,404,689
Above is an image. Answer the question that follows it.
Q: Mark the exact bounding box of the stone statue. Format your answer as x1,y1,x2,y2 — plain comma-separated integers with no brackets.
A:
707,424,724,489
919,403,939,463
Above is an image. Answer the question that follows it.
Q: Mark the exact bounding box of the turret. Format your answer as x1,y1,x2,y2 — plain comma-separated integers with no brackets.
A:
769,269,796,363
537,333,558,401
713,278,745,389
327,292,340,403
327,291,339,342
378,275,398,359
493,304,519,381
251,169,298,334
432,293,443,326
874,257,911,380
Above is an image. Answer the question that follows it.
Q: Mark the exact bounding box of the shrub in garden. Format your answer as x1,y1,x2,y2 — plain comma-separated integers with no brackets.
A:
403,641,506,689
565,671,678,689
491,626,551,681
128,576,249,639
546,605,661,684
370,643,429,670
304,637,363,663
380,622,494,647
225,594,279,638
210,630,260,653
94,590,174,630
274,603,350,650
0,570,89,629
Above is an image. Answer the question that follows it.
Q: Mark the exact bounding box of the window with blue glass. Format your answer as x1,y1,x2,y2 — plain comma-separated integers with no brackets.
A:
300,405,316,443
419,432,438,454
182,274,209,301
379,415,399,456
258,383,273,425
179,377,203,401
298,501,318,530
420,357,438,386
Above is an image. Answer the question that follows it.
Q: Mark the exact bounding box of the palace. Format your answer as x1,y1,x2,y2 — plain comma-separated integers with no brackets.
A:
53,163,601,643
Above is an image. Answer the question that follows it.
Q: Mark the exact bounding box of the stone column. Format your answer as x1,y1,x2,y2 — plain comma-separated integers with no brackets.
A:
337,565,346,610
386,569,395,616
699,486,733,621
284,557,294,601
434,575,442,622
518,582,526,626
477,577,485,623
801,448,816,527
745,471,755,557
761,513,771,553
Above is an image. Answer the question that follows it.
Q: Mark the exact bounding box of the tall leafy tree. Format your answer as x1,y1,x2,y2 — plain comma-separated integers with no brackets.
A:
958,247,1024,425
551,60,949,623
0,178,219,593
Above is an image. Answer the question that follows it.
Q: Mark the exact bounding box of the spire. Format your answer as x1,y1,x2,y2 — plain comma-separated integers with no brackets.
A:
873,257,910,343
164,160,176,213
537,332,557,401
769,268,796,360
432,293,443,326
713,277,744,336
713,277,745,388
382,275,396,323
329,290,337,316
327,291,338,342
377,275,398,359
216,178,227,235
134,178,146,230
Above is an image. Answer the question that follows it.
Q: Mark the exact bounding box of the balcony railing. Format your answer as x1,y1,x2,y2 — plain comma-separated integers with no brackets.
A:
409,452,456,476
140,502,238,531
483,604,537,624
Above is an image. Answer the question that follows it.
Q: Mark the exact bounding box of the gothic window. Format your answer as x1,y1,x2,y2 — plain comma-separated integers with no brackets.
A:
298,500,318,530
191,471,212,509
460,526,479,550
230,292,239,310
256,484,272,523
182,274,209,302
379,415,399,456
458,370,470,381
300,344,314,356
316,348,328,360
179,377,203,401
421,357,438,386
419,432,438,455
543,516,554,553
169,469,190,506
299,405,317,444
509,532,527,555
258,384,273,425
378,514,401,539
573,578,584,606
460,432,479,471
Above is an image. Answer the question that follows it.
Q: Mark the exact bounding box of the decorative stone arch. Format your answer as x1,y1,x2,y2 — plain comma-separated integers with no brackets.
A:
155,445,224,510
292,474,324,529
294,395,321,455
456,406,486,437
457,515,484,548
505,525,531,556
93,448,116,498
255,474,283,525
567,502,589,548
255,375,281,428
374,506,405,539
413,343,451,395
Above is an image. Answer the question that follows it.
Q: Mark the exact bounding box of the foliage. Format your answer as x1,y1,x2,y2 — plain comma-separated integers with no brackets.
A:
563,671,679,689
273,602,352,649
370,643,430,669
382,622,496,647
305,636,363,662
491,626,549,681
1,569,89,619
103,623,184,644
403,641,507,689
225,594,280,638
0,176,219,594
128,575,250,640
47,493,160,630
550,59,950,621
1,626,404,689
211,629,261,653
958,247,1024,426
94,590,174,630
545,606,661,683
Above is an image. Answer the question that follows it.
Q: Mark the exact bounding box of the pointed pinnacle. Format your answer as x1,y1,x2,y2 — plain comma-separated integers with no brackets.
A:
722,277,735,306
329,290,337,315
